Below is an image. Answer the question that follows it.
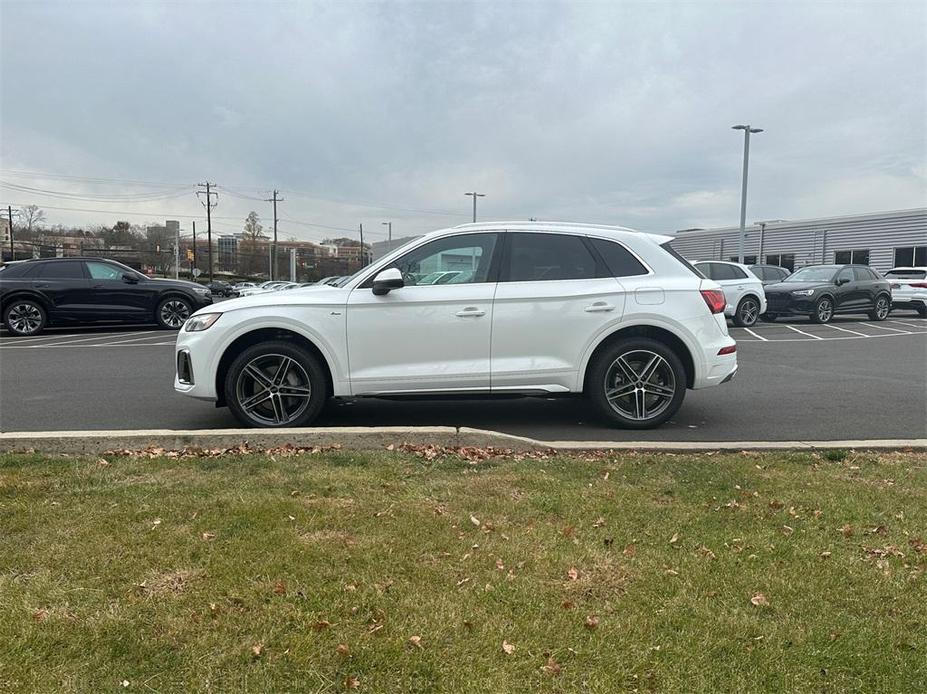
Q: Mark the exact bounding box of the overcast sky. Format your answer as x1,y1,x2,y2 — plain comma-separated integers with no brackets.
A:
1,0,925,243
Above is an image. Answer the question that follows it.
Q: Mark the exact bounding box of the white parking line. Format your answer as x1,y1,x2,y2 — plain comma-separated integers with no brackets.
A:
742,328,768,341
824,323,869,337
864,322,910,333
785,325,823,340
94,333,173,345
887,319,924,329
0,341,175,349
21,330,154,347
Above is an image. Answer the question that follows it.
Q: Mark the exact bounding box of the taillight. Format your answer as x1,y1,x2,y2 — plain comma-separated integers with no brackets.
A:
909,282,927,289
718,345,737,355
700,288,726,314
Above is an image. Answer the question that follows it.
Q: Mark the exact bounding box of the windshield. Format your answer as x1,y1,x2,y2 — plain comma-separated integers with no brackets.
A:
783,266,838,282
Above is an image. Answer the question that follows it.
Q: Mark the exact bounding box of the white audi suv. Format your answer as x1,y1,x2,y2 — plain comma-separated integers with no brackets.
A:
174,222,737,429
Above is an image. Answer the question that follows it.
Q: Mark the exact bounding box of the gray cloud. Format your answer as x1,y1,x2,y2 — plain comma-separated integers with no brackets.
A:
1,0,924,242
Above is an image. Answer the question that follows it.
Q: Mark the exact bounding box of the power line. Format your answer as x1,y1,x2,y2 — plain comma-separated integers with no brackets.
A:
0,180,192,203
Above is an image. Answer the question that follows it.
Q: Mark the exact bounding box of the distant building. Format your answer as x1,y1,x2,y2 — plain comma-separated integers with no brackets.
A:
371,235,420,261
667,208,926,272
217,235,239,271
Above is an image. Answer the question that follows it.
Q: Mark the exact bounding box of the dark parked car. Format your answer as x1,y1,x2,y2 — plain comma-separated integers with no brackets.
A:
206,280,237,297
762,264,891,324
748,264,790,285
0,257,213,336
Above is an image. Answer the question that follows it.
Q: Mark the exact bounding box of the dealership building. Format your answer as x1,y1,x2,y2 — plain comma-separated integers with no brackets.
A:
667,207,926,273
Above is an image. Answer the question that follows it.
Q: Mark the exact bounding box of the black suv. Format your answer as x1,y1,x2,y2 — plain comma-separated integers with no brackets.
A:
762,264,891,324
0,257,213,336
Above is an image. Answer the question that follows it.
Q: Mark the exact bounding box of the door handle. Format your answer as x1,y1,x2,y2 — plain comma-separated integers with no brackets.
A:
35,283,50,288
455,307,485,317
584,302,615,313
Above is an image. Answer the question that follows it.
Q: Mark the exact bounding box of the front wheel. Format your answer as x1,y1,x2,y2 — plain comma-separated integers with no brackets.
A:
810,297,833,324
4,299,47,336
733,296,761,327
156,297,192,330
586,337,686,429
225,341,327,428
868,294,890,321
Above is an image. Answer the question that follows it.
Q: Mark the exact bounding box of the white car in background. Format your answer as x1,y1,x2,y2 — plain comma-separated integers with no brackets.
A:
693,261,767,327
885,267,927,317
175,221,737,430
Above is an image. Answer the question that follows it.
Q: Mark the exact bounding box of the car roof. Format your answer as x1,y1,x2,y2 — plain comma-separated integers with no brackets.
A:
422,220,673,245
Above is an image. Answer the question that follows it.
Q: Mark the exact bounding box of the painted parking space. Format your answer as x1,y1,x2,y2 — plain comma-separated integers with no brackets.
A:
0,328,176,349
730,316,927,341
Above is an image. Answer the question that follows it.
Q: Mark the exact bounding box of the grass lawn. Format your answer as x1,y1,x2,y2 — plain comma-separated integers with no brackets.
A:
1,446,925,693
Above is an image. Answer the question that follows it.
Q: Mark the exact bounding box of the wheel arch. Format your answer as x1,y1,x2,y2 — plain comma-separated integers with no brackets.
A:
581,324,696,391
1,291,51,316
214,327,335,407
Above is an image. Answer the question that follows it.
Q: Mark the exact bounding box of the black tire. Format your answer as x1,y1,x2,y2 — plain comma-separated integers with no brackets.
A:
3,299,47,336
733,296,761,327
156,296,193,330
760,313,777,322
810,296,834,324
225,340,326,428
586,337,686,429
868,294,890,322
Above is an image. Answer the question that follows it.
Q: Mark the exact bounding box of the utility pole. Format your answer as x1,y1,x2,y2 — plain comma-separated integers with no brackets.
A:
381,221,391,252
464,192,485,223
265,190,283,281
359,223,365,266
192,221,197,275
174,223,180,280
196,182,218,282
731,125,763,263
7,205,13,258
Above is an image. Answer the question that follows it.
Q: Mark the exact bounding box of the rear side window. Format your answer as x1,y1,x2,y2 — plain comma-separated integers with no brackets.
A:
662,242,703,277
38,262,85,279
728,265,748,280
504,233,598,282
588,238,648,277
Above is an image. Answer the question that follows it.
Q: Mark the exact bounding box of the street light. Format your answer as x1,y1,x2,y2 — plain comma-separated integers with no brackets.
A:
381,221,392,252
732,124,763,263
464,192,485,223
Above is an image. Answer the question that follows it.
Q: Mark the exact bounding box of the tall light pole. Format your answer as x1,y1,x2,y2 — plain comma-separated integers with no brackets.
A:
381,221,392,252
732,125,763,263
464,192,485,223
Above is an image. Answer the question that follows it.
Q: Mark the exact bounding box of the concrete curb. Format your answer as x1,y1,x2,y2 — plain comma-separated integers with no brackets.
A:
0,427,924,454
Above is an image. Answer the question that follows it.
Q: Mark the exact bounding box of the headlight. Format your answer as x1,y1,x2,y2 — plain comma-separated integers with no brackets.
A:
792,289,815,296
184,313,222,332
193,287,211,296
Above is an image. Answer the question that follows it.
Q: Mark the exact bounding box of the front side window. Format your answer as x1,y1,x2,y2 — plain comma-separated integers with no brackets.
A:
38,262,85,279
504,233,598,282
371,233,498,287
86,261,125,281
835,267,855,284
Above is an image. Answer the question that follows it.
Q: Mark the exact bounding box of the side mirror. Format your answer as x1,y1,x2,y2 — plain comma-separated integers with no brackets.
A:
835,277,849,286
123,273,140,284
372,267,404,296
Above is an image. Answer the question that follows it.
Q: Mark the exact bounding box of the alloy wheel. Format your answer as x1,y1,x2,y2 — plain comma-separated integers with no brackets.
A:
159,300,191,328
7,303,43,334
235,354,312,426
603,349,677,422
875,297,889,320
817,299,833,322
738,299,759,326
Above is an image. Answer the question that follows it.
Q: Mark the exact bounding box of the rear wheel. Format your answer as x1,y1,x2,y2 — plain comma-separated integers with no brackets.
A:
225,341,326,428
733,296,761,327
868,294,890,321
156,296,192,329
4,299,47,336
810,297,833,324
586,337,686,429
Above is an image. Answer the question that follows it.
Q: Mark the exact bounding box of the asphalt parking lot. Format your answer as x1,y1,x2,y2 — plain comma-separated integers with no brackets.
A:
1,315,925,442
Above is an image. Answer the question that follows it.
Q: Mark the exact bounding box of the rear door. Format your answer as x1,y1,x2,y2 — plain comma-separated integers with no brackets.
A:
834,266,865,311
490,232,628,392
34,261,89,317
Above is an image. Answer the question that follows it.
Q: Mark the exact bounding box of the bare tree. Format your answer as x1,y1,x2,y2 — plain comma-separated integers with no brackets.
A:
240,211,267,276
19,204,47,232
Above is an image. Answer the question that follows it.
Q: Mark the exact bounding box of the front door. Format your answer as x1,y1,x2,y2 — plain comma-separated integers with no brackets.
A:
834,266,866,312
83,260,152,319
345,232,501,394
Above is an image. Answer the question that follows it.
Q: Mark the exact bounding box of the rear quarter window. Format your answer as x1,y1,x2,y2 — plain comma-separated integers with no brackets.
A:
588,238,649,277
663,243,705,277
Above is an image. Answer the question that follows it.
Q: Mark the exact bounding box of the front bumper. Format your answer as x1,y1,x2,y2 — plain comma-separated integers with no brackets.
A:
764,294,814,315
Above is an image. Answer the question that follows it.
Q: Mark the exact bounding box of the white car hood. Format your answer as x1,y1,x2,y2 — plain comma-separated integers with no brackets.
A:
195,285,349,314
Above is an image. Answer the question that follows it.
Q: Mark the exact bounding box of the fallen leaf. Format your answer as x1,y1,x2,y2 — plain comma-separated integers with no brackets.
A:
541,655,562,676
201,531,216,541
781,526,794,536
408,635,422,648
495,558,504,571
566,566,579,581
32,608,49,622
584,615,599,630
561,600,574,609
562,525,576,537
251,643,264,657
502,640,515,655
336,643,350,656
592,517,606,528
367,623,384,634
820,551,832,559
344,675,360,689
313,620,332,631
768,500,784,510
97,458,110,467
840,524,854,538
750,592,769,607
669,533,679,545
273,581,287,595
469,515,481,527
623,543,637,557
